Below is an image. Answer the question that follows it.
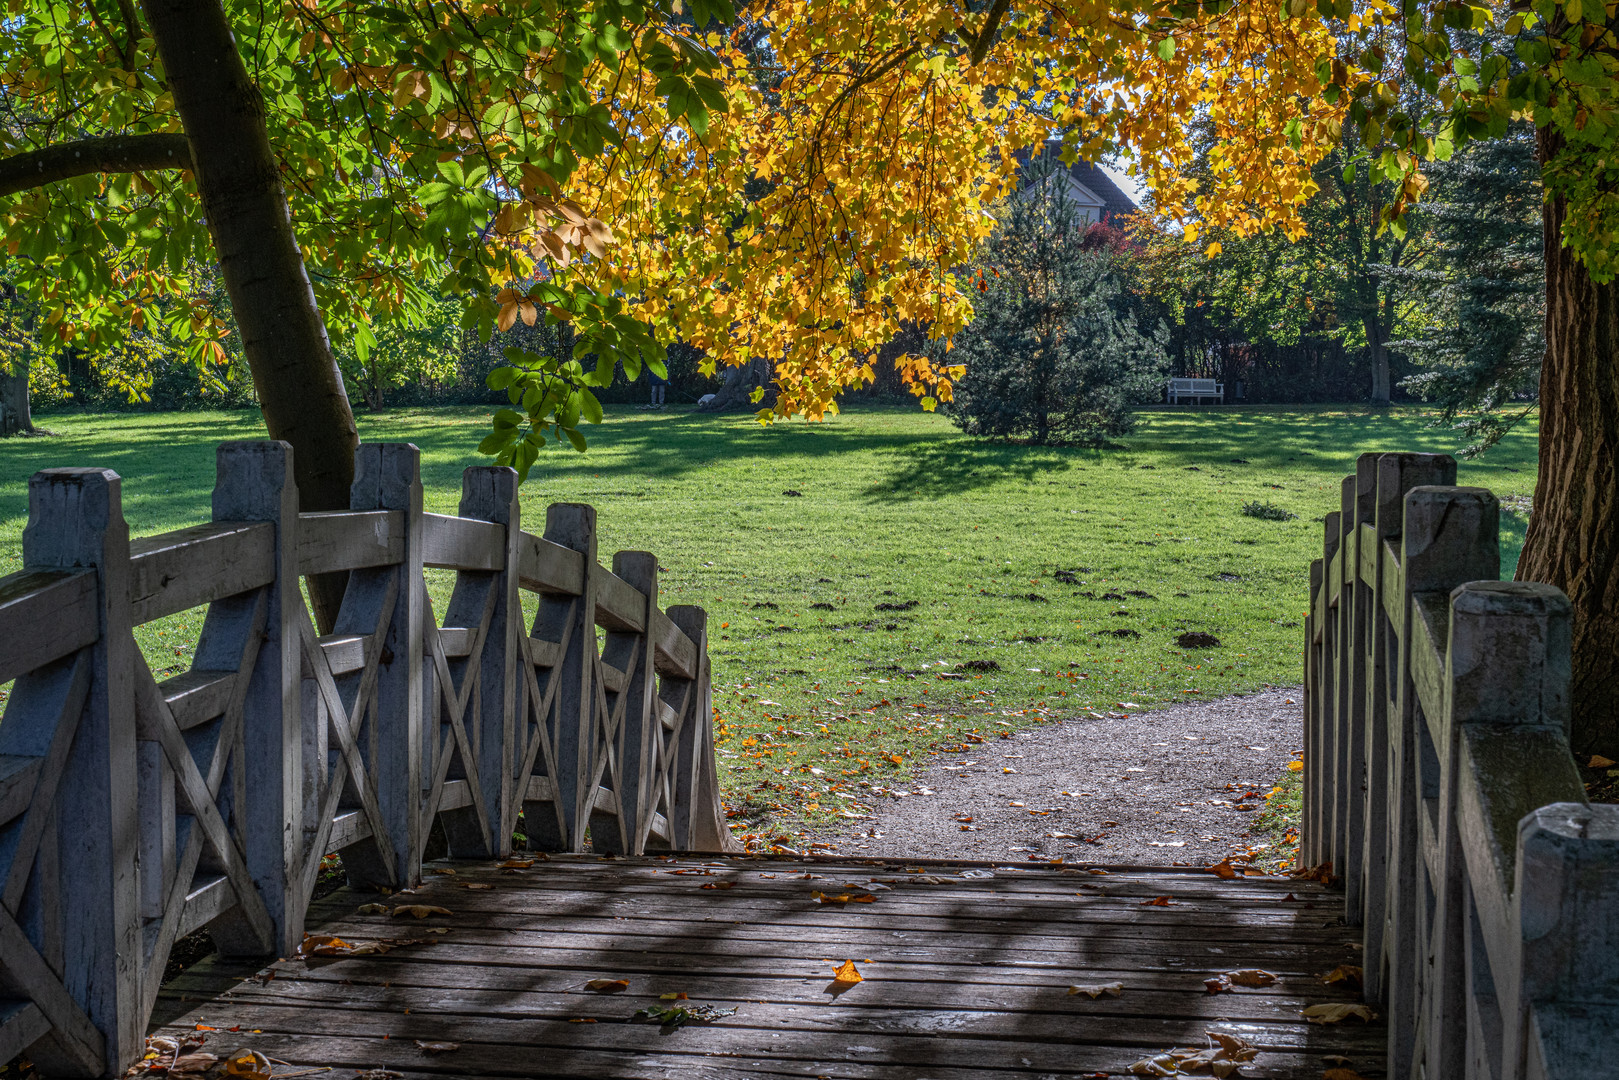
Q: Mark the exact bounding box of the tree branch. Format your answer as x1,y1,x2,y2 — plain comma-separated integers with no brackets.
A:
969,0,1013,65
0,133,193,199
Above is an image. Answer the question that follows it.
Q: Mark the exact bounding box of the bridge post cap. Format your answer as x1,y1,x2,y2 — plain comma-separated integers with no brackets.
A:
25,468,124,567
216,439,293,455
1450,580,1571,617
1520,802,1619,846
1518,803,1619,951
1404,484,1497,506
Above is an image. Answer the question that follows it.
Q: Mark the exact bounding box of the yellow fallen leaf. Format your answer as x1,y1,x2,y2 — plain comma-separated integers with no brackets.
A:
1303,1002,1377,1023
1068,982,1124,998
1226,968,1278,988
831,960,863,985
355,903,389,914
1207,858,1237,880
392,904,453,919
222,1051,270,1079
1287,759,1304,771
585,979,629,993
1588,754,1616,768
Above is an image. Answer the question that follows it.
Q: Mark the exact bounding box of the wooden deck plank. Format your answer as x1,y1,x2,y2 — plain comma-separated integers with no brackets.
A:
151,855,1382,1079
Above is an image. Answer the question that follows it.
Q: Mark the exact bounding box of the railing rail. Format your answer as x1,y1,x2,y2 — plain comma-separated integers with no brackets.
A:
1304,451,1619,1080
0,440,731,1076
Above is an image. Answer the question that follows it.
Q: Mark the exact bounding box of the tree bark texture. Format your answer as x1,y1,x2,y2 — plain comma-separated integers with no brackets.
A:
0,362,32,435
698,356,776,411
139,0,357,629
1516,128,1619,757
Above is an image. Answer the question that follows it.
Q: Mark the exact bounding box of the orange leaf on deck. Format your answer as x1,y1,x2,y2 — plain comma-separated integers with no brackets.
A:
701,881,736,890
831,960,863,985
1141,896,1173,906
585,979,629,993
1207,858,1237,879
1226,969,1278,988
393,904,453,919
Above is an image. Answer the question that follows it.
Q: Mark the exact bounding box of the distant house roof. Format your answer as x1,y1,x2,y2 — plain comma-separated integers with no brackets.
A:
1011,143,1140,223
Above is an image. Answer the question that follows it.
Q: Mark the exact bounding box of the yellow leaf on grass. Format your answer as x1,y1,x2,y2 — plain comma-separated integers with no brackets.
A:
585,979,630,993
1303,1002,1377,1023
1068,982,1124,998
831,960,863,985
392,904,453,919
1287,760,1304,771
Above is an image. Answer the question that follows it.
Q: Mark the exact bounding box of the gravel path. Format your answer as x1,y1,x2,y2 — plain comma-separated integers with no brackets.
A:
824,687,1304,865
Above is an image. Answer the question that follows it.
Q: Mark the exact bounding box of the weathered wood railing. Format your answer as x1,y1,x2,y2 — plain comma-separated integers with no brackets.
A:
1305,452,1619,1080
0,440,731,1076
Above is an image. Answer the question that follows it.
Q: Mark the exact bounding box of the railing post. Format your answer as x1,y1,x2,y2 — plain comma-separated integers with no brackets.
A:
440,466,522,857
666,605,730,851
523,504,596,851
10,469,139,1075
1303,556,1322,869
1390,486,1499,1080
593,551,659,854
345,443,424,885
211,442,304,954
1307,509,1342,873
1339,455,1378,924
1362,453,1454,1003
1513,803,1619,1079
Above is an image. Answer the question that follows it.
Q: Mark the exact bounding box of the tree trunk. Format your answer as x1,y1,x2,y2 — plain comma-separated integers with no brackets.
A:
1516,128,1619,758
0,361,32,436
1364,313,1390,406
698,356,775,411
140,0,358,630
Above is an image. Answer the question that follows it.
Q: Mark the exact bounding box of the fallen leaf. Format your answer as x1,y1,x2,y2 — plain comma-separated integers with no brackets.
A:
700,881,736,890
458,882,494,890
499,858,537,869
1068,982,1124,998
428,868,457,875
170,1053,221,1075
1207,859,1237,880
1226,969,1278,988
1087,868,1109,875
632,1003,736,1032
1303,1003,1377,1024
223,1051,271,1078
659,991,690,1000
294,933,438,958
1589,754,1617,768
392,904,452,919
831,960,863,985
1204,975,1232,994
414,1041,460,1054
1141,896,1173,906
1128,1031,1258,1077
813,890,875,904
1323,965,1364,989
585,978,630,993
1323,1070,1368,1080
355,903,389,915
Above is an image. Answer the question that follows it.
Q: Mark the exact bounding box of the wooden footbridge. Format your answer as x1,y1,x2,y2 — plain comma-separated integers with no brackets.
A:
0,443,1612,1078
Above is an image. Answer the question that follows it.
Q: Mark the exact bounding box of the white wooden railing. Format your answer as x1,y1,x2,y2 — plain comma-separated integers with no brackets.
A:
0,440,731,1076
1305,451,1619,1080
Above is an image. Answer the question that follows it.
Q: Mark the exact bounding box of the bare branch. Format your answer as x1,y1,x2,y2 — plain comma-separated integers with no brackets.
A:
0,133,192,199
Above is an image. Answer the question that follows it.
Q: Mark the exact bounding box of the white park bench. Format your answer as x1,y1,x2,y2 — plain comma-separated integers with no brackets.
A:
1166,377,1224,405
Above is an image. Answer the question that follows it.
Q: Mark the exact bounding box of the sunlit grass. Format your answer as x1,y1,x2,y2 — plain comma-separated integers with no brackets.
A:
1,403,1539,840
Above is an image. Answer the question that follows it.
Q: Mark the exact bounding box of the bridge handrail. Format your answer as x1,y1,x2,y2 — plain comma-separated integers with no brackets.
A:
0,440,731,1077
1305,452,1619,1080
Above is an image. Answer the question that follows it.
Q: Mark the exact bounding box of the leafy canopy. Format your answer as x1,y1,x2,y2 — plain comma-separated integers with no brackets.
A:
2,0,1615,471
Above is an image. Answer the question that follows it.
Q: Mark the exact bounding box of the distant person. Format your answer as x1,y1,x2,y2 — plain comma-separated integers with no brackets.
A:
647,368,668,410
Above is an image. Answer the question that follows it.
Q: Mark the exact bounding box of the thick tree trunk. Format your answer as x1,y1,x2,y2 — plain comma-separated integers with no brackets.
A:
1364,313,1390,406
1516,128,1619,758
0,362,32,436
141,0,357,629
698,356,775,411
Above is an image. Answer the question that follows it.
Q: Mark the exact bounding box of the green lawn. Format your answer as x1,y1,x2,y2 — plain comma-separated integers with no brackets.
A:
1,404,1538,839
